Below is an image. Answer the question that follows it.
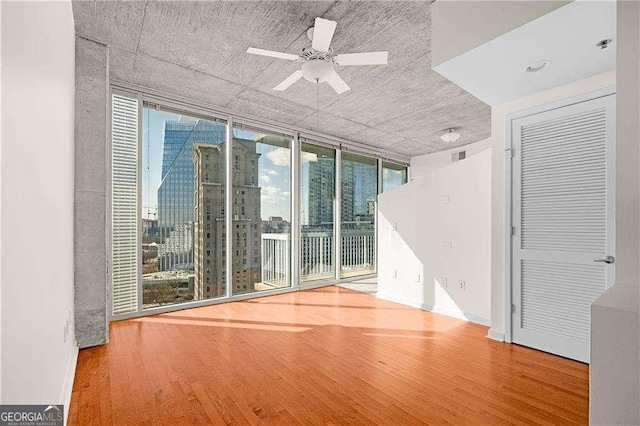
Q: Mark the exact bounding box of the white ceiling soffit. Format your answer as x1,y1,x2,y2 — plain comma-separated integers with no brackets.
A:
433,0,616,106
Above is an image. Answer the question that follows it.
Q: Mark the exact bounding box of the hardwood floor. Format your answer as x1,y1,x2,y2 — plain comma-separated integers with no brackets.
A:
69,286,589,425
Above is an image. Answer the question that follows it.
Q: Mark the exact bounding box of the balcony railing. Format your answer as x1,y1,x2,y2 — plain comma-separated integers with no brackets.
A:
262,229,375,284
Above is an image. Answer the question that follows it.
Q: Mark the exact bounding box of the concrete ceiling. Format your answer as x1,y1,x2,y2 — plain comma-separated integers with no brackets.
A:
72,1,491,158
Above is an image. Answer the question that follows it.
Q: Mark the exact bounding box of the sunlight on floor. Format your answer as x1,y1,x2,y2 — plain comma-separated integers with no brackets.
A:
132,315,312,332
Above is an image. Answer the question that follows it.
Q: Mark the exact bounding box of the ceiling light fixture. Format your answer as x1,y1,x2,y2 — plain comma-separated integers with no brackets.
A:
301,59,334,83
441,128,460,143
525,60,552,73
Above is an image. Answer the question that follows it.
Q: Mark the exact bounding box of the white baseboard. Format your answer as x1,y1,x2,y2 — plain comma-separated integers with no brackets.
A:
487,328,505,342
377,292,490,326
430,305,490,326
376,292,428,310
61,343,79,425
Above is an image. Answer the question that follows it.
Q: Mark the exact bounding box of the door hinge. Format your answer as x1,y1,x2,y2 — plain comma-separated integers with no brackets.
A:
511,226,516,236
511,304,516,314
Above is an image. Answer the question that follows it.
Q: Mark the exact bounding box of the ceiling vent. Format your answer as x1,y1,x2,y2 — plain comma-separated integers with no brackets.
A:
452,151,466,162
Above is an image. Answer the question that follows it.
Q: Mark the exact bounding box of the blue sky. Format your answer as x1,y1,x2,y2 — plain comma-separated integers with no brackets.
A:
142,109,293,221
141,109,401,223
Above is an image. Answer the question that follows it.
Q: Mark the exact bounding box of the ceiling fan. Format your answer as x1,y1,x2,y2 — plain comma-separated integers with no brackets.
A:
246,17,388,94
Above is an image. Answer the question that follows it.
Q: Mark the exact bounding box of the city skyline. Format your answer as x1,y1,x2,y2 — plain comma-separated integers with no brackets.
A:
143,111,292,221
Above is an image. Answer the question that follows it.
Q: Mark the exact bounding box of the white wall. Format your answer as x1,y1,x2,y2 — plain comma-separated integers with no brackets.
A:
489,70,615,339
0,0,78,414
431,0,569,67
590,1,640,423
410,137,492,179
378,141,492,325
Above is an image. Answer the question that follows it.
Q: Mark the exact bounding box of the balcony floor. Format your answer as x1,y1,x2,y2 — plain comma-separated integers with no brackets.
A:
69,286,588,425
336,277,378,294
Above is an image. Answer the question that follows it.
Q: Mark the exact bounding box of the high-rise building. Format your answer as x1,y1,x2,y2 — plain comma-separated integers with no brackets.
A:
341,160,355,222
157,119,226,271
308,156,335,226
366,196,376,215
192,138,261,300
307,156,355,225
353,162,377,216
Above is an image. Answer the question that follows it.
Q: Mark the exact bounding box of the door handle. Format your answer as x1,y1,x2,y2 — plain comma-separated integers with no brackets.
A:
593,255,615,264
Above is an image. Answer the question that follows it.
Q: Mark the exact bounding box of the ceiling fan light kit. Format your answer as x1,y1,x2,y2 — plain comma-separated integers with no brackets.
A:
246,17,388,94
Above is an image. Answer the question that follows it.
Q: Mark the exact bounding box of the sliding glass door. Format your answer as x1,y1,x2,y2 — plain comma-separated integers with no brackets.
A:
340,153,377,278
300,142,336,282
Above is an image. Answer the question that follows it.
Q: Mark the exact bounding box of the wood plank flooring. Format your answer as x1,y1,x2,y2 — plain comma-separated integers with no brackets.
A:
68,286,589,425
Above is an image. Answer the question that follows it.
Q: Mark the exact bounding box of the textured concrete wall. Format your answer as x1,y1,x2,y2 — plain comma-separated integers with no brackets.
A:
74,37,109,348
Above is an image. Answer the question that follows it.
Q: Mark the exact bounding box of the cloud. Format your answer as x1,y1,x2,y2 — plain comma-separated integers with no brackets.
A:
266,170,278,176
260,175,270,183
265,147,318,167
302,151,318,163
383,168,390,179
266,148,291,167
261,186,281,204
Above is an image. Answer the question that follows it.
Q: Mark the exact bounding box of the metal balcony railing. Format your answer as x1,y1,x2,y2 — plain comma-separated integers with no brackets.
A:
261,229,375,284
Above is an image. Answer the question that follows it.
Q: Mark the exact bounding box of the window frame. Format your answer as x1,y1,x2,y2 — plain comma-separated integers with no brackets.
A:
108,84,409,321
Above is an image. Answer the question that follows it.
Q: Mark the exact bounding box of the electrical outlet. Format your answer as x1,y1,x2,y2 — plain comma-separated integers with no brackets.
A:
393,270,397,278
440,195,450,203
416,274,421,283
441,277,448,288
459,280,466,291
441,241,452,249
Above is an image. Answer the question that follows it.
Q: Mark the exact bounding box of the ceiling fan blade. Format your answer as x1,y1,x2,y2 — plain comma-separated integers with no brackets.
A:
312,17,337,53
273,70,304,91
326,71,350,94
246,47,300,61
333,51,388,66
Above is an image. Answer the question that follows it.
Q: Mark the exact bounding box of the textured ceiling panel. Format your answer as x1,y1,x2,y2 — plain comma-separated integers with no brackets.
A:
73,1,491,158
131,53,246,107
227,87,317,126
73,1,147,50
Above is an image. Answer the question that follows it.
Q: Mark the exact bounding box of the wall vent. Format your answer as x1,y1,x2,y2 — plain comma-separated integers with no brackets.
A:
452,150,466,162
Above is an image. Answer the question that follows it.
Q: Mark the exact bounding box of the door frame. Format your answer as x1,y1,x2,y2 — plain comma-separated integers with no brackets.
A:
504,86,616,344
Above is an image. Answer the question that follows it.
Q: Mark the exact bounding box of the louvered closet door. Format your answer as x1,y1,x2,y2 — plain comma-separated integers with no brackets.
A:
512,94,615,363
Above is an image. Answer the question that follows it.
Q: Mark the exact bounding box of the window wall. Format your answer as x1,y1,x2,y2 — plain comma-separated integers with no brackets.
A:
382,161,408,193
110,89,408,317
142,105,227,310
231,126,292,295
340,153,377,278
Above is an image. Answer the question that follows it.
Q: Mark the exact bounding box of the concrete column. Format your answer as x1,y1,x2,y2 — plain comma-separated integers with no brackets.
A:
74,37,109,348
